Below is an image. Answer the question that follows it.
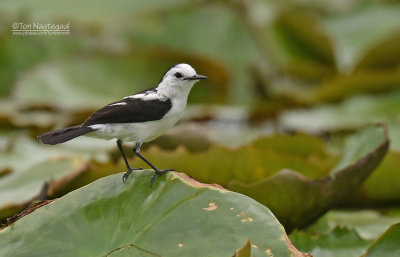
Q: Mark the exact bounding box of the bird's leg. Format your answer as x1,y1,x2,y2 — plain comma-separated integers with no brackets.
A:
117,139,131,170
135,152,174,187
117,139,143,183
133,142,174,187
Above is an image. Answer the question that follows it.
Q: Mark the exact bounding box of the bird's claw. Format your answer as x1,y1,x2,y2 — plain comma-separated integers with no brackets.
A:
122,167,144,183
150,168,175,188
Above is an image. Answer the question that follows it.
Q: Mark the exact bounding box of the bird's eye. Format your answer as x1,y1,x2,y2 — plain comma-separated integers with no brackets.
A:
174,72,183,78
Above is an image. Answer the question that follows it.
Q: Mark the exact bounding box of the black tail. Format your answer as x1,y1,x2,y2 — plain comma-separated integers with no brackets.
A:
37,125,94,145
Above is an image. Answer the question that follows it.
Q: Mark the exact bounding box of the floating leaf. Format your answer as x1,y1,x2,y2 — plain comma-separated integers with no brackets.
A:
291,226,371,257
343,152,400,207
310,70,400,103
0,171,306,257
135,125,388,230
12,51,226,111
281,100,400,206
280,91,400,150
106,243,160,257
290,209,400,257
229,125,388,231
263,10,336,79
322,3,400,71
252,133,329,158
354,34,400,71
232,239,251,257
0,32,80,97
142,133,336,186
0,134,114,222
269,70,400,104
363,223,400,257
130,4,258,103
142,123,212,153
0,157,87,222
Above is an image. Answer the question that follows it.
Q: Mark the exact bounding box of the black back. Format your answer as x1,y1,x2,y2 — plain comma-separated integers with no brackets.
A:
82,97,172,126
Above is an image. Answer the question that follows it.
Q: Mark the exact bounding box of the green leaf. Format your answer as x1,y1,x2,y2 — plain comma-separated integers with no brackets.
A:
271,70,400,104
363,223,400,257
130,5,258,104
0,157,86,222
290,209,400,257
11,52,227,111
332,125,385,173
291,226,371,257
322,3,400,71
353,152,400,206
263,10,336,79
142,133,335,186
229,125,388,231
339,152,400,207
0,171,305,257
0,134,116,222
106,244,161,257
320,210,400,241
252,133,330,158
232,239,251,257
137,125,388,231
0,32,80,96
0,1,252,104
281,93,400,206
280,91,400,150
354,34,400,71
310,70,400,103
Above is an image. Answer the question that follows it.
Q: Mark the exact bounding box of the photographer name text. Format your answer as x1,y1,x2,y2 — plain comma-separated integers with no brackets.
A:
12,22,70,36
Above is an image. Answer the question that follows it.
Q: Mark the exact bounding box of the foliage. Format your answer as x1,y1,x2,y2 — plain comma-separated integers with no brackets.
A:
0,171,304,257
290,209,400,257
0,0,400,256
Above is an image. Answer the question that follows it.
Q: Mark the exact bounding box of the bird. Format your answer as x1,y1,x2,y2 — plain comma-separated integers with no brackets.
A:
38,63,207,186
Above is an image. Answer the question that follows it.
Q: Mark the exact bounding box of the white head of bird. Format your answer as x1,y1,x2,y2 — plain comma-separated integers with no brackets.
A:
157,63,207,98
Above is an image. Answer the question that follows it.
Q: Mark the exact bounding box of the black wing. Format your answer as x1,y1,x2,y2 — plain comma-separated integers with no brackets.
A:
82,97,172,126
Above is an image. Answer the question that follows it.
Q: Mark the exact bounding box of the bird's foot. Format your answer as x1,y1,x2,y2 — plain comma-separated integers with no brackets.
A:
122,167,144,183
150,168,175,188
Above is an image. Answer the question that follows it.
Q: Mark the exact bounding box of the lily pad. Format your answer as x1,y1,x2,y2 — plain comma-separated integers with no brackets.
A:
280,90,400,150
141,133,336,186
229,125,388,231
134,125,388,230
310,70,400,103
0,157,87,222
281,102,400,207
354,34,400,71
322,2,400,71
0,32,81,97
268,70,400,104
341,151,400,207
262,10,336,79
0,134,115,222
11,51,227,111
0,171,306,257
232,239,251,257
363,223,400,257
290,209,400,257
291,226,371,257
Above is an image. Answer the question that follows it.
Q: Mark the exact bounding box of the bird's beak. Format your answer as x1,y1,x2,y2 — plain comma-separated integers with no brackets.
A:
184,74,208,81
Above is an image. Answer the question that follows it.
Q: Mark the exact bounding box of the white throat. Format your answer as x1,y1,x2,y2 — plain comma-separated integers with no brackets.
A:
156,80,195,100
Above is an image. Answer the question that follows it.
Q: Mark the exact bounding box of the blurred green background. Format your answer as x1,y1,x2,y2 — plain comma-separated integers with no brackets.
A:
1,0,400,256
